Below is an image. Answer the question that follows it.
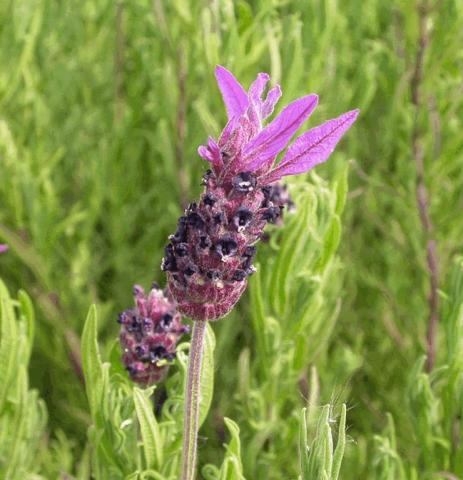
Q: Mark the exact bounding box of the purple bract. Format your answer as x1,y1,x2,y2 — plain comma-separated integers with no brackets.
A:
162,66,359,321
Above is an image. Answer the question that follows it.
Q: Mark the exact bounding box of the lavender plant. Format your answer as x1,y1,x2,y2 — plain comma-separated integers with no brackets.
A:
162,66,358,480
1,1,462,479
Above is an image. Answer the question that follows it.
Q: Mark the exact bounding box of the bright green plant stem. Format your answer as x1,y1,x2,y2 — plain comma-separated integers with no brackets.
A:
181,319,207,480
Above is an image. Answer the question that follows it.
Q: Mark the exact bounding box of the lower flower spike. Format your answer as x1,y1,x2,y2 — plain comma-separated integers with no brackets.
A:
118,284,188,385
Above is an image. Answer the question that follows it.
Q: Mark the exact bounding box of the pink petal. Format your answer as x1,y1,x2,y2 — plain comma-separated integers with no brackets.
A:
0,244,8,254
243,94,319,171
218,116,240,147
197,138,223,170
261,85,282,119
207,136,220,156
215,66,249,119
264,109,359,183
248,73,270,104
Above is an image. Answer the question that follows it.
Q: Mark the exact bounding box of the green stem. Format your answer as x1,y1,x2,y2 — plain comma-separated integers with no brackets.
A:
181,319,207,480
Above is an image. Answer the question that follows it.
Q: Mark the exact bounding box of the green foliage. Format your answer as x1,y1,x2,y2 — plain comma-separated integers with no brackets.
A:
0,280,47,479
202,418,246,480
0,0,462,478
299,404,346,480
373,257,463,479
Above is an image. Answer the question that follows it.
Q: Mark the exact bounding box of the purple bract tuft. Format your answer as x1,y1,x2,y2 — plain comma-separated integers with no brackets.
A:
163,66,359,321
118,284,189,385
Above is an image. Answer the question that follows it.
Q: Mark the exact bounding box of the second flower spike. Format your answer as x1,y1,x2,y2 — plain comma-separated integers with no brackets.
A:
118,284,189,385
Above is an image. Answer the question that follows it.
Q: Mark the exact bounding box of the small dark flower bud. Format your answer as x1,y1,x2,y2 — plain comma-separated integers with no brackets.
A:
261,185,272,200
199,235,212,249
245,264,257,276
187,202,198,212
135,345,148,359
187,212,205,230
175,243,189,257
243,246,256,259
232,208,253,232
161,253,178,272
232,270,247,281
143,317,154,331
206,270,221,281
232,172,257,193
202,169,213,185
260,183,295,225
160,313,173,329
241,255,254,271
170,216,188,243
150,345,167,363
213,212,226,225
215,237,238,258
203,193,216,206
184,264,198,276
262,206,282,223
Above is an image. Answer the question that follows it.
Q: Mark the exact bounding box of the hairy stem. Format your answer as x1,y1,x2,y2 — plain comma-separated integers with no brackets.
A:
411,1,439,372
181,319,207,480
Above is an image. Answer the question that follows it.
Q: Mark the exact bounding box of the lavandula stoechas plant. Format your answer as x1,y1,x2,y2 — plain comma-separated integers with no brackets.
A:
118,284,188,385
165,66,359,480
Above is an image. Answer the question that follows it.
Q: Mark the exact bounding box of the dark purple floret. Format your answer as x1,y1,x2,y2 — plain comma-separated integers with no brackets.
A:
215,237,238,258
233,208,253,231
232,172,257,193
262,206,282,223
119,284,188,385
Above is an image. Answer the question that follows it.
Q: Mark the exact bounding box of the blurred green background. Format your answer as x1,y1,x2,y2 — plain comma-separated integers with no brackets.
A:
1,0,462,478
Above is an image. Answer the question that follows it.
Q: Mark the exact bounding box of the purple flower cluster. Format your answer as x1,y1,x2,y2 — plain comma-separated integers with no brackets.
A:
0,244,8,254
262,182,295,226
162,66,358,321
118,284,188,385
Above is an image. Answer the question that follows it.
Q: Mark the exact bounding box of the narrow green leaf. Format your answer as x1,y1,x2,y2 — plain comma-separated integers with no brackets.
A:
81,304,103,419
133,387,163,469
18,289,34,363
270,192,313,315
332,404,347,480
198,322,215,427
0,280,18,413
316,215,341,273
219,418,245,480
299,408,310,479
334,164,349,216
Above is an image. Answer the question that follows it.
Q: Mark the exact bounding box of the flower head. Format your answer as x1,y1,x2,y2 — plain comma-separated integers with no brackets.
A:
163,67,359,321
0,244,8,254
118,283,188,385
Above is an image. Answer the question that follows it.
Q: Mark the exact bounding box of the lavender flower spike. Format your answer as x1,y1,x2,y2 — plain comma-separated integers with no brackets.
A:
0,244,8,254
118,283,188,385
163,66,359,321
